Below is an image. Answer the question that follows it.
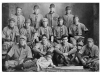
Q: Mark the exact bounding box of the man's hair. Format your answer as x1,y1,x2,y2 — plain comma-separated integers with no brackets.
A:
87,38,94,42
16,7,22,10
42,34,47,38
50,3,55,8
9,18,15,22
61,35,68,39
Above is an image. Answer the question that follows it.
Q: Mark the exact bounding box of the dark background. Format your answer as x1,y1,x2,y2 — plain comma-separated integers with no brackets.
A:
2,3,99,46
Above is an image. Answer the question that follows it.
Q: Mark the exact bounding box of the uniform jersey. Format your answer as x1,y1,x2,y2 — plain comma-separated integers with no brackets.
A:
2,26,19,42
69,22,88,36
45,12,59,28
10,14,25,29
79,44,99,58
20,26,36,42
33,42,54,53
29,13,43,30
63,14,74,28
54,25,68,39
55,43,77,55
38,26,53,39
8,44,32,61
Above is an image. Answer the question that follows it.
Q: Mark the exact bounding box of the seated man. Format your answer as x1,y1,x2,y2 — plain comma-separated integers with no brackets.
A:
33,34,54,59
37,18,53,42
2,18,19,55
36,52,56,71
77,38,99,71
54,17,68,44
53,35,77,66
5,35,33,71
20,19,38,48
69,15,88,46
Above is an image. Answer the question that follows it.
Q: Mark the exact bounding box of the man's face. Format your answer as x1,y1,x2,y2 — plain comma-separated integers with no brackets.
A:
74,17,79,24
9,21,15,28
16,8,22,15
87,41,93,48
66,9,71,14
43,21,48,27
25,22,30,28
62,37,68,45
50,7,55,13
58,19,63,25
46,55,52,60
42,36,47,44
19,39,26,46
34,8,39,14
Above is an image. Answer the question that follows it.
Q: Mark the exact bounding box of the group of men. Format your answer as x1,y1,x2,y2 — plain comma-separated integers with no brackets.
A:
2,3,99,71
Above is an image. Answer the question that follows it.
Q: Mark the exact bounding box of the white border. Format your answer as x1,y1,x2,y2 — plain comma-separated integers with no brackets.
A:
0,0,100,75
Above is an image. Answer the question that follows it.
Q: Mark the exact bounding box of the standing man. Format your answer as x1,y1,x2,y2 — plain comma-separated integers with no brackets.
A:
5,35,33,71
53,35,77,66
2,18,19,55
63,6,74,28
54,17,68,44
38,18,53,42
10,7,25,29
45,3,59,31
29,5,43,30
77,38,99,71
69,16,88,46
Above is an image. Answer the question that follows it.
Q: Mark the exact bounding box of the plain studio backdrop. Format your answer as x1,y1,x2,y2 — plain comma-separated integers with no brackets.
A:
2,3,99,46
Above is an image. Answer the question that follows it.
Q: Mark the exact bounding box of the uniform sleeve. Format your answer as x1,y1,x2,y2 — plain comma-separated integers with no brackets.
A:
54,28,57,37
54,44,63,54
32,27,36,33
33,43,42,52
81,24,88,32
69,26,72,35
27,47,32,58
47,42,54,52
50,59,54,66
15,26,19,36
55,44,60,50
23,16,25,25
37,28,41,36
65,26,68,36
45,14,48,18
2,27,7,39
94,46,99,59
63,16,66,25
69,43,74,48
68,43,77,55
79,46,86,54
49,27,53,36
29,15,32,23
8,46,15,57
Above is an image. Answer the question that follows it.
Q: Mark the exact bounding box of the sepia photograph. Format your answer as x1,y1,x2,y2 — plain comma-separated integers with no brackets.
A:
2,3,99,72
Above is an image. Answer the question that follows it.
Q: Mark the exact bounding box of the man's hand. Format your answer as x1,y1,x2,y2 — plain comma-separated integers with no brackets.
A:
81,59,86,65
19,59,24,65
52,65,56,68
63,53,68,57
